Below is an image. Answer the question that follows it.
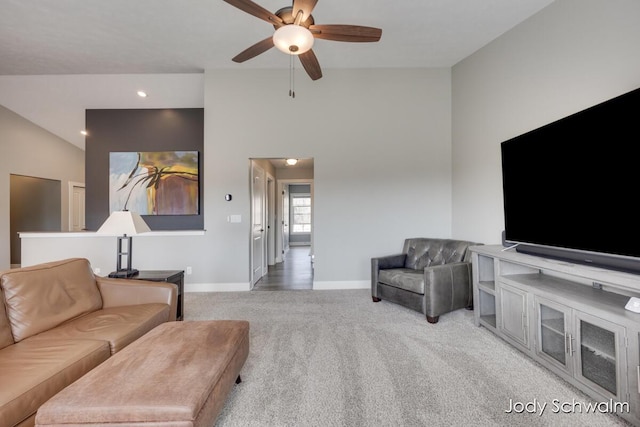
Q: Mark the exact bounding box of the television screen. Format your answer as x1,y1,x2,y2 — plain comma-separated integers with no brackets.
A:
501,87,640,271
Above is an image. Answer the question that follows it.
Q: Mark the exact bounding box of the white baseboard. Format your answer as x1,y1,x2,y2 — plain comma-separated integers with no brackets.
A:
185,282,251,292
185,281,369,292
312,280,369,290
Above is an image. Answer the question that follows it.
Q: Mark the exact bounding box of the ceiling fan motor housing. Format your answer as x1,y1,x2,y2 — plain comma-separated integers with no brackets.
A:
273,7,314,28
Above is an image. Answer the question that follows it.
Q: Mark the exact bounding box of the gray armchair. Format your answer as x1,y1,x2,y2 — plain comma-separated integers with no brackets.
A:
371,238,480,323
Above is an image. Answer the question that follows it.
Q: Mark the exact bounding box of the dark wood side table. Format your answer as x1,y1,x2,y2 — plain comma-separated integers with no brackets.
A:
127,270,184,321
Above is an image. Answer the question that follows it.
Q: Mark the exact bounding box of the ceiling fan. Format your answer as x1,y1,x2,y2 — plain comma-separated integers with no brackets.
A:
223,0,383,81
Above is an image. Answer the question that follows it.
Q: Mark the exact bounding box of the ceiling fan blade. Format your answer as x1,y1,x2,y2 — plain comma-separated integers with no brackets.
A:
223,0,283,26
309,24,382,42
298,49,322,81
232,37,275,63
292,0,318,21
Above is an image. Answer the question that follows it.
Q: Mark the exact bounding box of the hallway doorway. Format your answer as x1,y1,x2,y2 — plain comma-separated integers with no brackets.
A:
10,174,61,267
249,157,314,290
253,246,313,290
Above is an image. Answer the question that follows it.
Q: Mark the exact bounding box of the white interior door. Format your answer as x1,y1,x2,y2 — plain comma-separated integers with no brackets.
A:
266,174,275,267
251,161,266,286
69,182,85,231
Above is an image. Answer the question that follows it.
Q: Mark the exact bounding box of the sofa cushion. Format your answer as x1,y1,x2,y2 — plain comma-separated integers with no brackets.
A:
0,337,110,427
379,269,425,294
0,286,14,350
32,303,171,355
1,258,103,343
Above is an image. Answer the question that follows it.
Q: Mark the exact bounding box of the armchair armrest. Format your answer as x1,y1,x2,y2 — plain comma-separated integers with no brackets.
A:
373,254,407,270
371,253,406,297
423,262,473,318
97,277,178,322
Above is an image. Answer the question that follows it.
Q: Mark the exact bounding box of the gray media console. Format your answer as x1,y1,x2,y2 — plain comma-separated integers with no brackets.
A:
471,245,640,426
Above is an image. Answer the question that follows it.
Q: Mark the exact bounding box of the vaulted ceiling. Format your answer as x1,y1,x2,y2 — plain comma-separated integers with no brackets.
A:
0,0,555,148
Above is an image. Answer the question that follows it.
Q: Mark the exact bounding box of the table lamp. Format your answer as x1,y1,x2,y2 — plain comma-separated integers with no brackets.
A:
97,210,150,278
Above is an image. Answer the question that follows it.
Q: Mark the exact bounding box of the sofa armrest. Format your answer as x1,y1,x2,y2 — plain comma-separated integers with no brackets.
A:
97,277,178,322
423,262,472,317
371,254,406,297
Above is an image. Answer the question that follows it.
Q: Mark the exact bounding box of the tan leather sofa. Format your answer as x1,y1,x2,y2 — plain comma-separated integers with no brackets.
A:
0,258,177,427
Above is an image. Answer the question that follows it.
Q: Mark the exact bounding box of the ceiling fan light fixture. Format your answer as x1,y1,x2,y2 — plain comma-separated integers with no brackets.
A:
273,25,314,55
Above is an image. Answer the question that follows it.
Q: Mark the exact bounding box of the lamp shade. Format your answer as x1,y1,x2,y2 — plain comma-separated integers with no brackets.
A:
96,211,150,236
273,25,314,55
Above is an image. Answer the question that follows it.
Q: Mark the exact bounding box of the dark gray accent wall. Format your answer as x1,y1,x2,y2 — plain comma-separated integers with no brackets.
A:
85,109,204,230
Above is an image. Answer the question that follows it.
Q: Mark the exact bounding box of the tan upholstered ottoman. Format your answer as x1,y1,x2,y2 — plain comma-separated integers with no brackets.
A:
35,320,249,427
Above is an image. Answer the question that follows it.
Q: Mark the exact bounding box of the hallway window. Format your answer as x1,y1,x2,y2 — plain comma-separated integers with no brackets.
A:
291,195,311,233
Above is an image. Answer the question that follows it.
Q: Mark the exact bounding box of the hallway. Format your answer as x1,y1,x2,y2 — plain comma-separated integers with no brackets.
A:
253,246,313,291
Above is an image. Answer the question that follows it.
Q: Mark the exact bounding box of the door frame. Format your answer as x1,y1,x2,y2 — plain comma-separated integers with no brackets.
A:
250,161,266,288
266,173,276,267
68,181,85,231
276,179,314,263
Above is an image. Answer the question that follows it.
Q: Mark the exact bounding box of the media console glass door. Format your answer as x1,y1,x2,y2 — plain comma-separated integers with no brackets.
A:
535,297,572,373
574,311,627,400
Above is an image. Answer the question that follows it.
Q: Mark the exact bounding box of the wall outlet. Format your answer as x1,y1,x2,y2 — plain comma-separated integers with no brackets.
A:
592,282,603,290
94,267,101,275
186,266,192,275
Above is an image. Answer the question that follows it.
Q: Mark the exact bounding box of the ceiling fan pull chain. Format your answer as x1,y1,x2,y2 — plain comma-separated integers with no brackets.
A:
289,55,295,99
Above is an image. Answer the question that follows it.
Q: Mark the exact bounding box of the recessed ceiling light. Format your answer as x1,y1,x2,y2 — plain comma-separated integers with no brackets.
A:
285,158,298,166
137,91,148,98
80,130,88,136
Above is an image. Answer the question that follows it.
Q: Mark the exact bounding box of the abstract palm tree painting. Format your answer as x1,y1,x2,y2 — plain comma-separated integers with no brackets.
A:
109,151,199,215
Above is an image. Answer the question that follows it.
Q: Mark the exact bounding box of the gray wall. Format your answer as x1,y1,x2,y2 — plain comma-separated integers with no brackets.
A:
0,105,85,269
452,0,640,246
205,68,453,286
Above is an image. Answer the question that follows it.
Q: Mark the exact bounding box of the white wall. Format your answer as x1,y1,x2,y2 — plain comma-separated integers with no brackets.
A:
16,0,640,286
206,68,452,286
18,68,453,289
452,0,640,246
0,105,85,269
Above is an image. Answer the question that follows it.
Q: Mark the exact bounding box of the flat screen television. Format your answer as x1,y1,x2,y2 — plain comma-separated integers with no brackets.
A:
501,86,640,274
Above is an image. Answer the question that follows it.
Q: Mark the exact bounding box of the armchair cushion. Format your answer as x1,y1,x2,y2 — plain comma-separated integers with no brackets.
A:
404,238,471,270
379,269,424,294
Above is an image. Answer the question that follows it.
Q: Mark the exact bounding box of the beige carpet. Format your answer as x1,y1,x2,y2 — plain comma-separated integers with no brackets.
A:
184,289,631,427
